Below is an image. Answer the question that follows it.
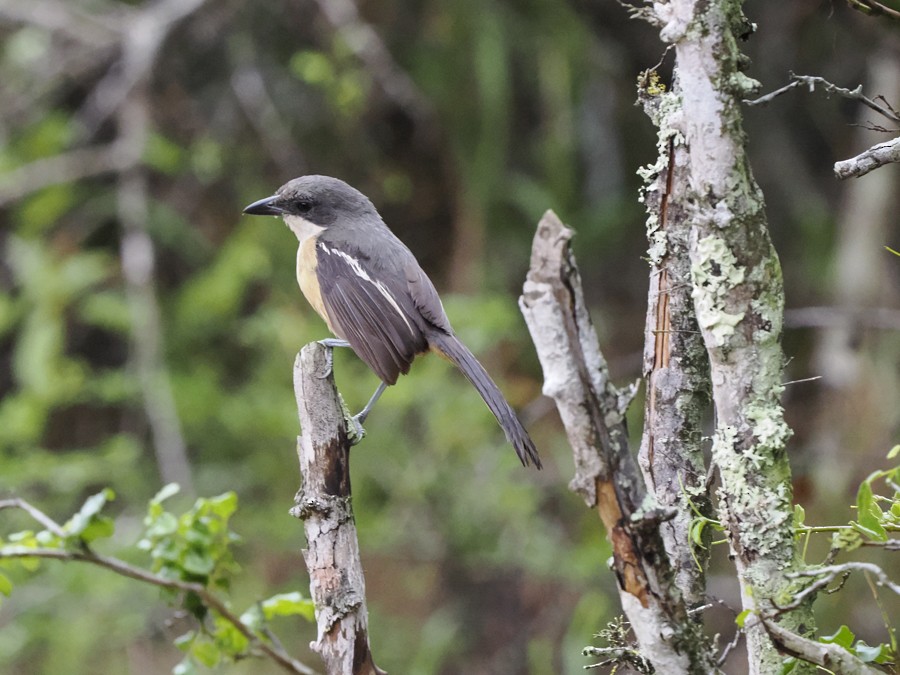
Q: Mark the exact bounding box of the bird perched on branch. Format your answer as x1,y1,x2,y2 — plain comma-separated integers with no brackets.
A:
243,175,541,469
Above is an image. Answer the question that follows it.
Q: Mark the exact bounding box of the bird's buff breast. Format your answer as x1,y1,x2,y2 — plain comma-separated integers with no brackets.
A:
284,214,335,333
296,238,335,332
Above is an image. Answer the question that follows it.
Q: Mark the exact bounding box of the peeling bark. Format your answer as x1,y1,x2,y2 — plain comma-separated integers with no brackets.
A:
636,129,713,606
291,344,385,675
520,212,717,674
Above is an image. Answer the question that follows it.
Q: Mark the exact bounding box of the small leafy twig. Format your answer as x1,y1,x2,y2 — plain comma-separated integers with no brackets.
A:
0,494,318,675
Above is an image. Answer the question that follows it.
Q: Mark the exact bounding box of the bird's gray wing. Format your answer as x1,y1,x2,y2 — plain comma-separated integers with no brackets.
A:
406,263,452,334
316,242,428,384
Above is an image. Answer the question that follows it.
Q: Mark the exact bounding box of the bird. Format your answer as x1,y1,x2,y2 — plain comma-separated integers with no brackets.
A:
243,175,541,469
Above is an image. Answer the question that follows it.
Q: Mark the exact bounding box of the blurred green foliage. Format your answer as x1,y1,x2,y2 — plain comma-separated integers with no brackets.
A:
0,0,898,673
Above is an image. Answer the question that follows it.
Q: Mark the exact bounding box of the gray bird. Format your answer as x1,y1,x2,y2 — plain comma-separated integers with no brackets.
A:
243,175,540,469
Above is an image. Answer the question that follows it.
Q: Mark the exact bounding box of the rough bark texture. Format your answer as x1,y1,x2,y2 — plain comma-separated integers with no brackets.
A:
636,130,713,606
520,211,716,674
648,1,817,672
290,343,385,675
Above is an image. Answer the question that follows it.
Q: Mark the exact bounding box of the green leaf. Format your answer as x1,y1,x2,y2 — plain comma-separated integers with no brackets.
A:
0,571,12,596
853,640,892,664
65,489,115,538
690,519,707,548
888,444,900,460
735,609,753,628
820,624,855,649
212,615,249,655
191,639,221,667
181,550,215,576
152,483,182,505
855,478,887,541
173,631,196,652
779,656,797,674
792,504,805,528
261,592,316,622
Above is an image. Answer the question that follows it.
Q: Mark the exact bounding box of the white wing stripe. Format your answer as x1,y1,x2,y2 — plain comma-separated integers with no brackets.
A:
322,245,416,336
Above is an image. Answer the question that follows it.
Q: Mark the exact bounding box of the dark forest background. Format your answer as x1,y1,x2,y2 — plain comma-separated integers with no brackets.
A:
0,0,898,673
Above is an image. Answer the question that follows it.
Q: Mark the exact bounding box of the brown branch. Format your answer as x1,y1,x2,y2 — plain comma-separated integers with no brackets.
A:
847,0,900,22
290,344,384,675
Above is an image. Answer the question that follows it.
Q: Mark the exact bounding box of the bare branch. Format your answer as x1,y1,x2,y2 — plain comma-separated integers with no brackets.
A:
847,0,900,22
746,74,900,123
309,0,433,125
789,562,900,596
834,136,900,179
0,143,131,206
0,498,67,538
77,0,211,135
786,305,900,331
291,344,384,675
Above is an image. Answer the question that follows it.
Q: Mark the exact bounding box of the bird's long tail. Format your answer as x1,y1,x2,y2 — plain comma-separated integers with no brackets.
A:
428,332,541,469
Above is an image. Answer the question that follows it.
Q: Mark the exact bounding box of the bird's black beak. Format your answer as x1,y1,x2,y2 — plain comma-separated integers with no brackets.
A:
243,195,285,216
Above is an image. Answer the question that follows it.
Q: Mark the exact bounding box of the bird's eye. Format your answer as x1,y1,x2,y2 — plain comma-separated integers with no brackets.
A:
296,200,312,214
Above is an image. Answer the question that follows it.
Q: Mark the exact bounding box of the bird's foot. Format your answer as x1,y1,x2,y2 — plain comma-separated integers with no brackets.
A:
316,339,351,379
347,411,367,446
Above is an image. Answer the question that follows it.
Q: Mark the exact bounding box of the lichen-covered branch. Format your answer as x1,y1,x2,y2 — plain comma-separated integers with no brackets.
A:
520,211,716,673
762,620,884,675
290,344,384,675
647,1,816,672
636,121,713,606
834,136,900,179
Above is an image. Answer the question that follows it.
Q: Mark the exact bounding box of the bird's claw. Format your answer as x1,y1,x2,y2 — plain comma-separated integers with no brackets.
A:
316,339,350,379
347,412,366,446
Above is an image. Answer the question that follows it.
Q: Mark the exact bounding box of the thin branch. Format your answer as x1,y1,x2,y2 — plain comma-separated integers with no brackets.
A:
76,0,210,136
745,74,900,123
789,562,900,596
847,0,900,21
309,0,434,125
0,498,67,538
785,306,900,331
0,143,131,206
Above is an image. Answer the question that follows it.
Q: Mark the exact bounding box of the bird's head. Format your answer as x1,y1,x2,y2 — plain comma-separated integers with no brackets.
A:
243,175,378,234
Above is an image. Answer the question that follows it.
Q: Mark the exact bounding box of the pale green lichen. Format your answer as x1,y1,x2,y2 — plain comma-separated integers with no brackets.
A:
647,229,668,265
711,424,793,560
729,71,761,97
747,402,792,451
691,235,745,345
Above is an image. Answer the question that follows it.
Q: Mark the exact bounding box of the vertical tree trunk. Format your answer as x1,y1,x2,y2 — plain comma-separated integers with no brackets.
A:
645,2,817,672
291,344,385,675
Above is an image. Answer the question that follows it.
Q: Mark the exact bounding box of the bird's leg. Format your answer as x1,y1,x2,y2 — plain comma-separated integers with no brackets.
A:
316,338,351,378
354,381,387,425
346,381,387,443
